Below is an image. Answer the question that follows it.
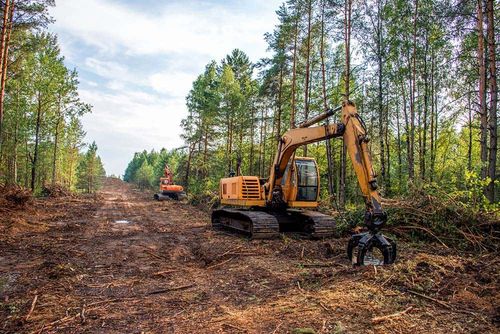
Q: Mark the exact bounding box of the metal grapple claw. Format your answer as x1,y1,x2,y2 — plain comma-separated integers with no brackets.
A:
347,231,396,265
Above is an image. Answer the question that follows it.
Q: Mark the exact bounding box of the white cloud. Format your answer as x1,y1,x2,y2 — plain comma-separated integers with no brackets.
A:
49,0,281,175
84,58,129,79
149,71,195,97
51,0,278,60
81,79,98,87
106,80,125,91
79,88,186,175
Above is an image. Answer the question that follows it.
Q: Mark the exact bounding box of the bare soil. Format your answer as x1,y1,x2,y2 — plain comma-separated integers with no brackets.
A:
1,178,498,333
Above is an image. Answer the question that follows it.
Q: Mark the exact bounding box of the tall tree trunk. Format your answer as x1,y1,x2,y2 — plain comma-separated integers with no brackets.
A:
409,0,418,182
24,140,30,187
304,0,312,120
262,107,268,178
431,85,438,177
302,0,313,157
344,0,351,98
277,66,283,137
467,88,473,171
396,97,403,190
52,96,63,185
68,149,75,189
339,0,352,209
249,106,255,175
87,155,93,193
31,92,42,191
417,83,422,180
270,103,277,171
477,0,488,180
0,0,10,88
290,4,300,129
203,124,209,177
376,0,385,192
400,76,410,185
238,124,243,175
52,115,62,185
320,0,334,197
422,36,429,180
486,0,497,202
0,0,14,153
259,108,264,176
0,0,11,150
385,97,391,195
7,81,20,185
184,142,195,191
430,51,435,181
12,119,17,183
228,116,233,173
378,59,385,192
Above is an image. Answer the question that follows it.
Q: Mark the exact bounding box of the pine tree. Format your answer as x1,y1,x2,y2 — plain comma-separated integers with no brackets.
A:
76,142,105,193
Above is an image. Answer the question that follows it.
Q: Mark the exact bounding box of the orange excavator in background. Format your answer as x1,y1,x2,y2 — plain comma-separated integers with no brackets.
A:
154,164,186,201
212,100,396,265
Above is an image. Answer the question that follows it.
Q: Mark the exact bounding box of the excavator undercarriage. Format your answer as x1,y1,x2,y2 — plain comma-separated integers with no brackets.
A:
212,208,336,239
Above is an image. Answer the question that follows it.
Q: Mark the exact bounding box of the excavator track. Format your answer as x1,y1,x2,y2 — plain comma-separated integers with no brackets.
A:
287,210,337,238
212,208,280,239
212,208,336,239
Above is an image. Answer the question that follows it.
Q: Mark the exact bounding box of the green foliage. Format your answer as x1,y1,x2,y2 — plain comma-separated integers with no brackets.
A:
76,142,105,193
125,0,498,221
134,160,154,190
455,171,499,211
342,176,499,250
0,29,91,193
123,148,185,191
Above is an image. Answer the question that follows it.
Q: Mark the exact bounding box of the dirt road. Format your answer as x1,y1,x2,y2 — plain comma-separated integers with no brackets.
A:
1,178,498,333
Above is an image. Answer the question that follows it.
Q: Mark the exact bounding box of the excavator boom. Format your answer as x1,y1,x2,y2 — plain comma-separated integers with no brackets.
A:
265,101,384,227
265,121,345,203
341,101,385,228
213,100,396,265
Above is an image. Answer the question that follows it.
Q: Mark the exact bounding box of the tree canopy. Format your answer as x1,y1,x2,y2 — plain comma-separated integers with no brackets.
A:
0,1,105,193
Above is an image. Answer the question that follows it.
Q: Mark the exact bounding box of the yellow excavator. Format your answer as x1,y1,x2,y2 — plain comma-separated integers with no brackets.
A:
212,100,396,265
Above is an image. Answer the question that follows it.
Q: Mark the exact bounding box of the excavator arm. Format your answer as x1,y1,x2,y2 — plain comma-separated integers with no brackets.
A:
265,100,395,264
341,101,386,229
266,100,385,226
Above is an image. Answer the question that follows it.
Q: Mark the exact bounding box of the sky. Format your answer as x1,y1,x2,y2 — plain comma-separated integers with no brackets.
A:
48,0,281,176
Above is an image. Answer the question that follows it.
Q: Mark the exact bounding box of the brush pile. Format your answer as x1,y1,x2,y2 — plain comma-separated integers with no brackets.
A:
382,187,499,251
41,184,72,198
1,184,33,207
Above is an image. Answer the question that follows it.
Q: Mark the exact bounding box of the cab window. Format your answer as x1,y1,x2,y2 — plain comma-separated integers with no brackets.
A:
295,159,318,201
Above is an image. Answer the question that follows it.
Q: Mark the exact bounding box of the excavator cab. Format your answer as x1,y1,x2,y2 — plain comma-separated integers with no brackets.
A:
281,157,319,203
295,158,319,201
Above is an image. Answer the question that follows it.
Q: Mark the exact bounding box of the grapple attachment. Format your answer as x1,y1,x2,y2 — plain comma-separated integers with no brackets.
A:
347,231,396,265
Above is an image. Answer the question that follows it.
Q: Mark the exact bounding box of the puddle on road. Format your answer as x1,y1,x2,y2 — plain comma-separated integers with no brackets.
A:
114,220,131,224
